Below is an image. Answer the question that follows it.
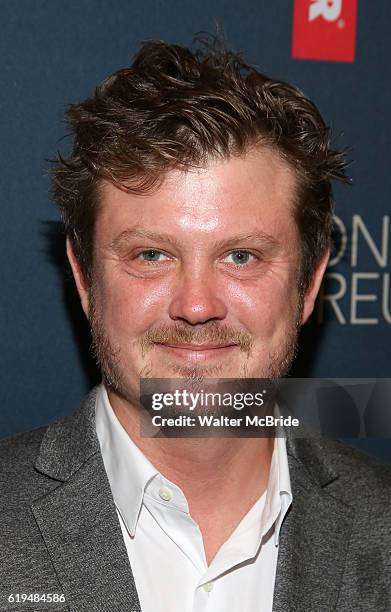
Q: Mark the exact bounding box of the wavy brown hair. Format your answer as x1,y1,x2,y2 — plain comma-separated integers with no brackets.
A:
51,38,350,292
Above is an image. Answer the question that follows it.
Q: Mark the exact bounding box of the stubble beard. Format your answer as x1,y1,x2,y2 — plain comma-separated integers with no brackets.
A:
88,286,303,406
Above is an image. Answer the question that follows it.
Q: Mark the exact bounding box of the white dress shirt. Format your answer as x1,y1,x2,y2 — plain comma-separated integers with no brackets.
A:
95,384,292,612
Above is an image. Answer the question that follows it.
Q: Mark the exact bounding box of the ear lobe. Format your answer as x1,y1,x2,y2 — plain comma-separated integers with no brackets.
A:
66,236,90,319
300,248,330,325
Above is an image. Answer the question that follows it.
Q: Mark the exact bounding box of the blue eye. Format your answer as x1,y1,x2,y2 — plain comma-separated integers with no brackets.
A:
139,250,168,262
226,250,256,265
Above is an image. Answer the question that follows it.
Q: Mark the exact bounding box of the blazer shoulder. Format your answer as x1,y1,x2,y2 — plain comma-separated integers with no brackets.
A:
0,426,54,506
324,437,391,476
0,425,47,469
0,388,100,507
317,437,391,504
290,435,391,498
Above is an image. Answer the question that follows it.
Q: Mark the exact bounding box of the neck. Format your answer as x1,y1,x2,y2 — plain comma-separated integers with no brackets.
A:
107,387,274,540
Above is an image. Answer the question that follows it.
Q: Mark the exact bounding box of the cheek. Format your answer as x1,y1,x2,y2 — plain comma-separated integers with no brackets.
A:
98,275,172,336
227,274,298,332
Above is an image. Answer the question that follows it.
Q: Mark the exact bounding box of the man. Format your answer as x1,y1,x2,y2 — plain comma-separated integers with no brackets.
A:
1,39,390,612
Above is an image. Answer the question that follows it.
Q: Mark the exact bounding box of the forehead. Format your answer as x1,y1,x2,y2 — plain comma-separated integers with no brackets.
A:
96,146,299,245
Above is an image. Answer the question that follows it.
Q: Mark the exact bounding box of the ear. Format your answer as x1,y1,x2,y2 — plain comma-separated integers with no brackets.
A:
66,236,90,319
300,248,330,325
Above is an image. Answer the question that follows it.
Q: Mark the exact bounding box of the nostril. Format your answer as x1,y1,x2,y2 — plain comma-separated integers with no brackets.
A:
168,285,228,325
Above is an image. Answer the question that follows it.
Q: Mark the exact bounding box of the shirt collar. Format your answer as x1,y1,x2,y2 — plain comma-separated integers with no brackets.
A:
262,402,293,546
95,383,158,536
95,383,292,544
267,434,293,547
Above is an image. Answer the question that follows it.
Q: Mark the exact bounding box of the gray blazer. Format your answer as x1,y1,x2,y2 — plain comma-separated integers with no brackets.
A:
1,387,391,611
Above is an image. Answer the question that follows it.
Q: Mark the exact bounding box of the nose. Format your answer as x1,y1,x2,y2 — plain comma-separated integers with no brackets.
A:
168,270,228,325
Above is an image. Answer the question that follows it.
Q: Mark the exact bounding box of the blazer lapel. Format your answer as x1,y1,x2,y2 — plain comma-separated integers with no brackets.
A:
31,388,142,612
273,437,355,612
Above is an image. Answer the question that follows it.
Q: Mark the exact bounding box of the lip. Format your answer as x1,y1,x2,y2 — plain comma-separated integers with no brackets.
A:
156,342,238,362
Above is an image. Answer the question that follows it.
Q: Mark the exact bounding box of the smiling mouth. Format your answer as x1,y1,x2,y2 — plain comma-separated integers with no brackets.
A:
156,342,238,362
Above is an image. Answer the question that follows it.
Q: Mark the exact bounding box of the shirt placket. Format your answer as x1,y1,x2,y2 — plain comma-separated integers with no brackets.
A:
143,475,230,612
143,475,208,572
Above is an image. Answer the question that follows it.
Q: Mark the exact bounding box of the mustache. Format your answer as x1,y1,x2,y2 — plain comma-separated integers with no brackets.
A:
139,323,253,355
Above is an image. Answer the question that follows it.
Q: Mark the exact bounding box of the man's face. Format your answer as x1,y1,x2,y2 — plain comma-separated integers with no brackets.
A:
69,147,326,405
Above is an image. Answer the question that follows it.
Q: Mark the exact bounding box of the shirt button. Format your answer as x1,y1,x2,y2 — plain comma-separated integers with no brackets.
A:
203,582,214,593
158,486,172,502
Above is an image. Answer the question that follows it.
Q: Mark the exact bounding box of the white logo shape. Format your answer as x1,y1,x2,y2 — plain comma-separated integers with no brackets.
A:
309,0,343,22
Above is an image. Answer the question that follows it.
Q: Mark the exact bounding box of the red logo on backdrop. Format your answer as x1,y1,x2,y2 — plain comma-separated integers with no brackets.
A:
292,0,358,62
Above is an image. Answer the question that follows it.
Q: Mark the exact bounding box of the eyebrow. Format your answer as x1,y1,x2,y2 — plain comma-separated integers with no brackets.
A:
109,229,183,255
109,227,280,256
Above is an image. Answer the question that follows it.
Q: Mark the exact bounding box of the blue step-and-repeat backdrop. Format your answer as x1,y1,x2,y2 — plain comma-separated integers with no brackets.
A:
0,1,390,460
